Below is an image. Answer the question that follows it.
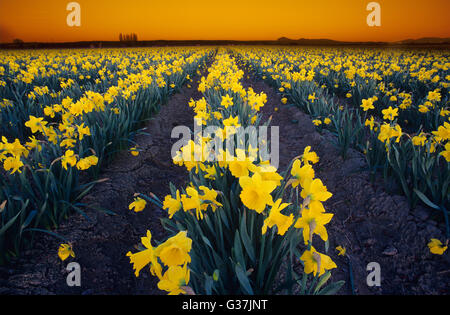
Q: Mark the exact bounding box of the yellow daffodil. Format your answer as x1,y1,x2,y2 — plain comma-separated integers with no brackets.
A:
221,94,233,108
381,106,399,121
440,143,450,162
412,133,427,147
25,115,47,134
300,247,337,277
3,155,24,174
308,93,317,103
130,147,140,156
294,206,333,244
300,178,332,203
129,197,147,212
163,190,182,218
157,264,191,295
239,172,277,213
126,230,162,278
336,246,346,256
58,243,75,261
228,149,255,178
312,119,322,126
428,238,448,255
262,199,293,236
155,231,192,267
61,150,77,170
290,159,314,189
432,122,450,142
361,99,374,111
76,155,98,170
302,146,319,165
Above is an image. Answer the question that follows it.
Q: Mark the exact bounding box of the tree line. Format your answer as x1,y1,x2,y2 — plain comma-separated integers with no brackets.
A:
119,33,138,42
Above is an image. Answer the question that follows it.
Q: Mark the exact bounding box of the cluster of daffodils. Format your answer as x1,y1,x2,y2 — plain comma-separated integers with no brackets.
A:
360,94,450,159
0,136,28,174
127,231,192,295
2,48,212,175
128,50,339,295
235,47,449,161
233,46,449,257
0,47,213,263
288,150,336,275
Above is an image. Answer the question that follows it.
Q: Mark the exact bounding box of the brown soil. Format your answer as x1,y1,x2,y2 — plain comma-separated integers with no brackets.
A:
1,60,449,295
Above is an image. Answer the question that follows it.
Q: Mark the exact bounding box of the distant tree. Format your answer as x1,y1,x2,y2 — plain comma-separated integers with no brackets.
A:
12,39,24,48
119,33,138,42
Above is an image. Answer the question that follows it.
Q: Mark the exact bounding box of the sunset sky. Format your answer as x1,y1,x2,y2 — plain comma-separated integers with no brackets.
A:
0,0,449,43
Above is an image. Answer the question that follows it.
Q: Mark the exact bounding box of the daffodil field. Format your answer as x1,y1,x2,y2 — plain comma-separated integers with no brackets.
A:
128,51,343,294
1,46,449,295
234,47,449,235
0,47,212,263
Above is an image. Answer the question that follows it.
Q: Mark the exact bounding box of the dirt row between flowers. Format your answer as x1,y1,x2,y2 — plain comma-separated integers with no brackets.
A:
240,71,449,295
0,76,204,295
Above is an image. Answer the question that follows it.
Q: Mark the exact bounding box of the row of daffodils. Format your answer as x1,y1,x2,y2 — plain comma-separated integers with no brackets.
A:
233,47,449,247
127,50,343,295
0,47,213,263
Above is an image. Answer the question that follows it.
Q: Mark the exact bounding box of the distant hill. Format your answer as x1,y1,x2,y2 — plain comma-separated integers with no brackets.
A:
277,37,450,46
278,37,343,45
395,37,450,45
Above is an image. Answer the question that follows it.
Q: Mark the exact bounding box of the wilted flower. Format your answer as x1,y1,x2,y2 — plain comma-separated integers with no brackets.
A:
129,197,147,212
58,243,75,261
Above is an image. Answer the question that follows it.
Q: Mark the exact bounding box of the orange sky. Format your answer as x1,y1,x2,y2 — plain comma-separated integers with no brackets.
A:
0,0,449,43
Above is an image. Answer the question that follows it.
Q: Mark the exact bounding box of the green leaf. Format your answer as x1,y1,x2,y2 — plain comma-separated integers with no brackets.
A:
314,271,331,294
414,189,440,210
204,275,213,295
0,209,22,236
59,200,93,222
201,236,214,250
24,228,69,243
239,215,255,263
317,280,345,295
233,230,246,269
235,263,254,295
21,210,37,230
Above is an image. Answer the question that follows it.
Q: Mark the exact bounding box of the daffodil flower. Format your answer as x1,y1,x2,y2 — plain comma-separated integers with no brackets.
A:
428,238,448,255
58,243,75,261
129,197,147,212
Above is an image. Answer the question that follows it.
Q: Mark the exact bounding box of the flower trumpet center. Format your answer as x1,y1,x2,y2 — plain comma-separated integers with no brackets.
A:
312,251,322,274
308,219,317,243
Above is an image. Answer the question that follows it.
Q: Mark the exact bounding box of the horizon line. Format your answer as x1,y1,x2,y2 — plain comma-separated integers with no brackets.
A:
2,36,450,45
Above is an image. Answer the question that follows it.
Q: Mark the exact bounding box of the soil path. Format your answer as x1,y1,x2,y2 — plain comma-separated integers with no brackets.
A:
240,69,449,295
0,72,204,295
